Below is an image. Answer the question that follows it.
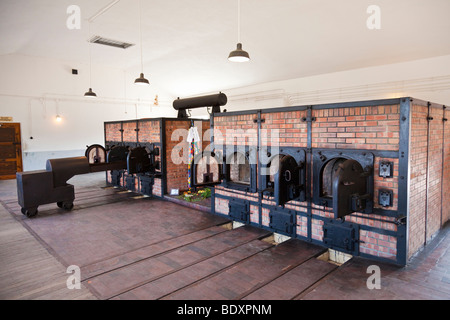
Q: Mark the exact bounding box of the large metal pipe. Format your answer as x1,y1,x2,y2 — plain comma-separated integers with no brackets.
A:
173,93,227,111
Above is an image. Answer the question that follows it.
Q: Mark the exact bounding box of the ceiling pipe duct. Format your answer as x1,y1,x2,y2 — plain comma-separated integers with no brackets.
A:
173,93,227,118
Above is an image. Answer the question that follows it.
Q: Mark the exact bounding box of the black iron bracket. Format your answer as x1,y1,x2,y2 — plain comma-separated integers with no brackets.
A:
301,106,316,123
301,115,316,122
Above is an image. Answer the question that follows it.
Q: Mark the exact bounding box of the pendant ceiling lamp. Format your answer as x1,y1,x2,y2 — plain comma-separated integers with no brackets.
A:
84,88,97,98
84,22,97,98
228,0,250,62
134,0,149,85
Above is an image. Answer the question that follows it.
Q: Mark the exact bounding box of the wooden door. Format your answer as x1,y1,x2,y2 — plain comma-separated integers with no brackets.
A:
0,123,23,179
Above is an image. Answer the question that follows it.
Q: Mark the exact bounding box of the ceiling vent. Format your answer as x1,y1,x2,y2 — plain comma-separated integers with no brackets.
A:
89,36,135,49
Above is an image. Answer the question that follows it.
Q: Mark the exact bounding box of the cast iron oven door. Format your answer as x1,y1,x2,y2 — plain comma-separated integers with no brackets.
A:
127,146,156,174
269,207,296,236
228,199,250,224
313,150,374,219
261,148,306,207
222,145,257,193
191,151,223,187
274,154,305,207
85,144,107,164
140,175,154,196
323,220,360,255
332,159,370,218
107,145,129,163
106,145,129,187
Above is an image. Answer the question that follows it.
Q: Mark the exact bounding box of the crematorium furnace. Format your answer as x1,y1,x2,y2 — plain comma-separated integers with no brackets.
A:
187,97,449,266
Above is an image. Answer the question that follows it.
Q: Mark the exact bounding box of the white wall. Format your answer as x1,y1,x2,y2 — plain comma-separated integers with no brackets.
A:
0,54,177,170
189,54,450,118
1,53,450,170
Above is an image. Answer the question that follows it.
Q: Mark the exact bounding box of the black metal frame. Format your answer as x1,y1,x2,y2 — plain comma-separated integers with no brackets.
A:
190,150,223,188
220,145,258,193
396,98,411,265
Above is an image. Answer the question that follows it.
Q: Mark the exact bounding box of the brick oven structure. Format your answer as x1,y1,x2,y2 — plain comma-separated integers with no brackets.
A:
104,98,448,266
207,97,449,266
104,118,210,198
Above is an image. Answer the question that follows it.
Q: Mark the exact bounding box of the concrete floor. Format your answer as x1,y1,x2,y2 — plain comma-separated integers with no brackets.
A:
0,172,449,300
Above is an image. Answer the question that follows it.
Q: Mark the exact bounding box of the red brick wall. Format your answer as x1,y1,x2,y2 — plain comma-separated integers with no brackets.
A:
360,230,397,259
139,119,161,143
312,104,400,150
212,110,309,149
261,111,308,147
408,105,428,257
105,119,161,144
426,107,444,241
153,178,162,197
105,122,122,142
214,193,229,215
122,121,138,142
348,213,398,259
166,120,190,193
165,120,210,193
213,114,257,146
408,104,447,258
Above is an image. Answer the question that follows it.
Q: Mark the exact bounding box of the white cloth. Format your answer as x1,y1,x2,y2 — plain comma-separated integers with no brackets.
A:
187,126,201,142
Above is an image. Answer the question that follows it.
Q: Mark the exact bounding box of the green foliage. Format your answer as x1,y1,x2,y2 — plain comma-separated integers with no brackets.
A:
178,188,211,202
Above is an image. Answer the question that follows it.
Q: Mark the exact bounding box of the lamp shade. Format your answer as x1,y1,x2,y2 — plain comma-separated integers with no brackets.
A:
228,43,250,62
84,88,97,98
134,73,149,86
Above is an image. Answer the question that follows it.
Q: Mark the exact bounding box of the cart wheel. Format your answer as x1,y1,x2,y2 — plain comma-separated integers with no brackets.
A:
57,202,63,208
63,202,74,211
26,208,38,218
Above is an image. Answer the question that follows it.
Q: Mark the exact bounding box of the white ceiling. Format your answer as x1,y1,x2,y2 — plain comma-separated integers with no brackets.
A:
1,0,450,98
